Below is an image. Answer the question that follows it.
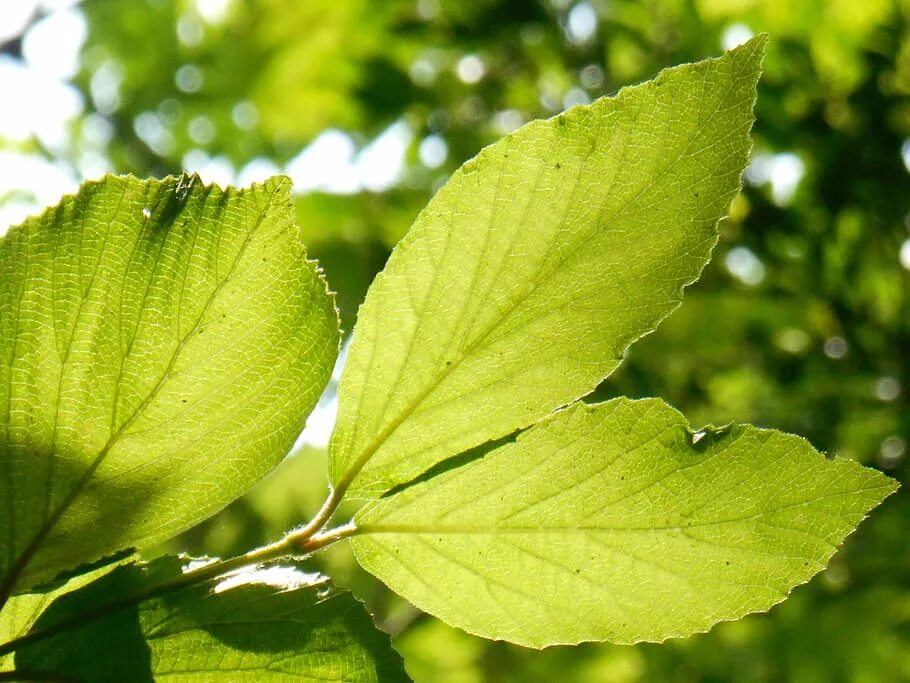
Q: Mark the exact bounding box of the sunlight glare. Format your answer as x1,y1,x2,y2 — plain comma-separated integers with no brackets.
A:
0,1,38,43
722,23,754,51
213,566,328,594
22,6,86,79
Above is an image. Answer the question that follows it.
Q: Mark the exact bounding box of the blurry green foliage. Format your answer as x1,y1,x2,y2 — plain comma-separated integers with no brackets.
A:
76,0,398,170
2,0,908,680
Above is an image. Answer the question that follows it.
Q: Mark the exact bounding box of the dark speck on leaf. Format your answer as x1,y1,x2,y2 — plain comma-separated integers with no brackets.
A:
556,163,562,169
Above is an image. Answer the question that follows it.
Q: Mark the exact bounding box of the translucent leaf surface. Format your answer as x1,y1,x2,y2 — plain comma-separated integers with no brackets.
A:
8,557,407,681
330,37,766,498
353,398,896,647
0,175,339,595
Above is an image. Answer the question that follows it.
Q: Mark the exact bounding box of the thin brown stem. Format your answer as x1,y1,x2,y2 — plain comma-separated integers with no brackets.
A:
285,486,344,545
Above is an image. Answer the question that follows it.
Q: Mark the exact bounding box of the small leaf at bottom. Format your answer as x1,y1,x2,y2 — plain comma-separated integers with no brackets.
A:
10,557,407,682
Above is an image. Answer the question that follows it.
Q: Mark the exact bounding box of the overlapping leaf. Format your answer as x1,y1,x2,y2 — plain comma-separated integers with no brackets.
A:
330,37,767,499
6,557,406,681
0,555,135,672
353,398,896,647
0,175,339,595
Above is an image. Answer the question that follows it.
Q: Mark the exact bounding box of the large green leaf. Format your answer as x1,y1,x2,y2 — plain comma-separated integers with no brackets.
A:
7,557,407,681
352,398,896,647
330,37,767,499
0,175,339,595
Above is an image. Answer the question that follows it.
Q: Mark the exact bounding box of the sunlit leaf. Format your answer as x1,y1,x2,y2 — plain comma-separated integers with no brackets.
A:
330,37,767,498
353,398,896,647
0,174,339,594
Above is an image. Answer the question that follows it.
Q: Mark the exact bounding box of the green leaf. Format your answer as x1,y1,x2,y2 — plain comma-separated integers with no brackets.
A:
0,174,339,595
352,398,897,647
0,553,135,672
8,557,408,681
329,37,767,499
